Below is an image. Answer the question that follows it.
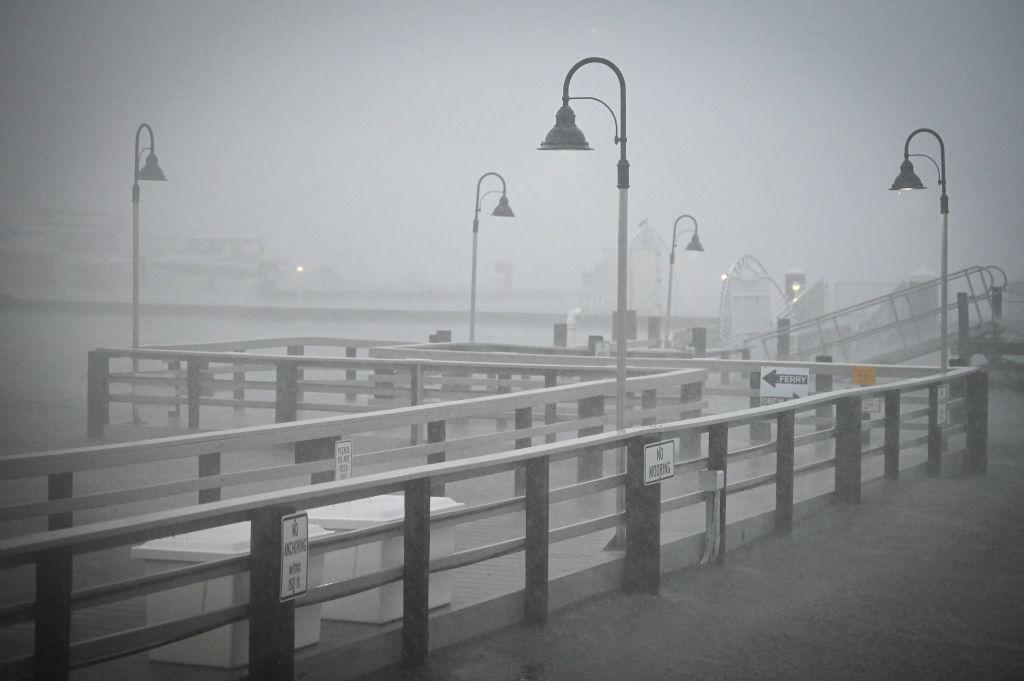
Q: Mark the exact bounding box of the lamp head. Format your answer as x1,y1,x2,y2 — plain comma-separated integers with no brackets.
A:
685,233,704,252
137,152,167,181
491,194,515,218
538,104,592,151
890,158,923,191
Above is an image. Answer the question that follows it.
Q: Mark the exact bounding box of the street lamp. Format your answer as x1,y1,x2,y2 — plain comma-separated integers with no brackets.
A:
469,172,515,343
663,215,704,348
131,123,167,354
890,128,949,370
539,57,629,432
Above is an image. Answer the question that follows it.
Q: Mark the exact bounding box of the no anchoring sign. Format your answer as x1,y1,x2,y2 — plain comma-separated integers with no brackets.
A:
759,366,810,406
280,512,309,601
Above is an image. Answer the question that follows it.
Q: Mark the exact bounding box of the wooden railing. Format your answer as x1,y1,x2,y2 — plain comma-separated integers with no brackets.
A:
87,345,664,438
8,369,707,531
0,365,988,681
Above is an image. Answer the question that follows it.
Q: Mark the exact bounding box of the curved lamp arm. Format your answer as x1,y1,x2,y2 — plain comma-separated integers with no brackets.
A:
132,123,157,202
903,128,948,214
670,214,698,264
909,153,941,184
477,189,503,211
569,96,619,144
473,171,508,233
562,57,628,189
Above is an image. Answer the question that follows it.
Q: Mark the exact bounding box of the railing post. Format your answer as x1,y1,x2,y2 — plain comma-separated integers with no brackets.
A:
777,318,791,359
249,505,296,681
623,435,660,594
233,351,245,416
198,452,221,503
680,380,703,457
692,327,707,357
373,366,397,407
991,285,1003,320
708,423,728,565
948,359,969,443
884,389,901,479
345,346,357,402
965,371,989,475
928,384,942,477
409,365,423,445
748,369,770,443
835,396,863,503
275,361,299,423
775,410,794,534
186,360,202,430
553,323,568,347
496,372,512,430
403,478,431,667
287,344,304,406
524,453,550,623
513,406,533,496
296,437,337,485
35,546,72,681
427,420,446,497
167,358,183,425
957,292,971,361
87,349,109,438
576,395,605,481
48,472,73,531
814,355,833,456
641,389,657,426
544,370,558,444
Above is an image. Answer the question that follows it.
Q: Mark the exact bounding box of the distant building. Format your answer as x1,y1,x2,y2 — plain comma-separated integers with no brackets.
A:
579,218,668,315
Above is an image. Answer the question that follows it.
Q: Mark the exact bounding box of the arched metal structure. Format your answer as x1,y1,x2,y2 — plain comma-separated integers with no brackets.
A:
717,254,788,346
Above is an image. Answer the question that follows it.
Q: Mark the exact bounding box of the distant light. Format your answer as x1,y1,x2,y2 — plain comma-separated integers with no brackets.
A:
295,265,304,273
720,273,728,282
791,282,801,291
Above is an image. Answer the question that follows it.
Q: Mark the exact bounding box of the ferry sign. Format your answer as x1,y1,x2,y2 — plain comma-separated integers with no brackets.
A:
280,512,309,602
759,366,810,405
643,439,675,485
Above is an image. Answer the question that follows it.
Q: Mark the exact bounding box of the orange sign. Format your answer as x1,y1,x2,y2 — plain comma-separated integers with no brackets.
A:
851,366,876,386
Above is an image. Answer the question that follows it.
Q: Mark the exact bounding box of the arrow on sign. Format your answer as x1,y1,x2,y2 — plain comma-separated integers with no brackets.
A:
762,369,809,388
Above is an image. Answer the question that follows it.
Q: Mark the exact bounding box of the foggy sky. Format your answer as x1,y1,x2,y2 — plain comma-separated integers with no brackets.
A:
2,0,1022,314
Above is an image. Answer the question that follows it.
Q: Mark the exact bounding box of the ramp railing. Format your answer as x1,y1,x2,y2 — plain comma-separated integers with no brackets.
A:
743,266,1006,363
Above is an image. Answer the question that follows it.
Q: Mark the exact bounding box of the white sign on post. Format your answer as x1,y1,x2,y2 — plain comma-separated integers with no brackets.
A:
937,385,948,425
643,439,676,486
280,512,309,602
759,366,810,405
335,439,353,480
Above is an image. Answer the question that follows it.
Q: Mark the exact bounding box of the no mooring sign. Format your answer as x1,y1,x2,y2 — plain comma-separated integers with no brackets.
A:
643,439,676,485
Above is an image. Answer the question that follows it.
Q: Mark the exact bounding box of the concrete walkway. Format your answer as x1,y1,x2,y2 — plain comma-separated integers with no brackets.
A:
357,384,1024,681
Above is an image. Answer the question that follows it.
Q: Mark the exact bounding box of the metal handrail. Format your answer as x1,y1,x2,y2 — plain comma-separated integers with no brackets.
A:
744,265,1006,360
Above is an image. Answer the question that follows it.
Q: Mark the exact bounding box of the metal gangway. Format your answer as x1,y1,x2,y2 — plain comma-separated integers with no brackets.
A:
743,265,1007,363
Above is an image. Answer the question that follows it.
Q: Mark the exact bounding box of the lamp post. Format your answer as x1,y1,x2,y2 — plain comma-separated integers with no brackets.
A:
539,57,629,432
663,215,704,348
890,128,948,370
131,123,167,353
469,172,515,343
